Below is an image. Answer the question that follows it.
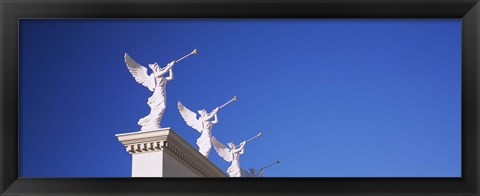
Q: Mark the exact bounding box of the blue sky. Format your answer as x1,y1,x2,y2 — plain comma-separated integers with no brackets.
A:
19,19,461,177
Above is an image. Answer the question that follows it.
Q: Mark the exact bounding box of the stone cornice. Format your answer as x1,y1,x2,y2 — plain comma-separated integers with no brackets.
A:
116,128,227,177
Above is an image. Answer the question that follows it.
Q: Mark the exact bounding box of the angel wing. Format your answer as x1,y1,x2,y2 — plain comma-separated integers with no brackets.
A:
211,136,233,162
178,101,203,132
124,53,155,91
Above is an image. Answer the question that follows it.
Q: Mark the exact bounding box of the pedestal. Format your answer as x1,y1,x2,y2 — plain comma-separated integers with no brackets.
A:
115,128,227,177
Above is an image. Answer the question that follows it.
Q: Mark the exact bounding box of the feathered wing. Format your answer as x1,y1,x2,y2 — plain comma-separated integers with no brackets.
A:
211,136,233,162
124,53,155,91
178,101,203,132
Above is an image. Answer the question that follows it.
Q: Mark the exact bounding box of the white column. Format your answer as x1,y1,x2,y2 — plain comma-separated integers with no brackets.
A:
132,151,164,177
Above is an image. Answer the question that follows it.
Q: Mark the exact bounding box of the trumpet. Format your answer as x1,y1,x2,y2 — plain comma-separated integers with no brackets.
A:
236,132,262,148
175,49,197,63
219,96,237,109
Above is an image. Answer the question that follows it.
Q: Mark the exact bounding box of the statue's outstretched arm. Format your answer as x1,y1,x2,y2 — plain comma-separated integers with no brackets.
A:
158,61,175,76
233,147,244,154
238,142,246,154
232,141,246,153
205,107,219,120
212,113,218,124
166,68,174,81
240,141,246,148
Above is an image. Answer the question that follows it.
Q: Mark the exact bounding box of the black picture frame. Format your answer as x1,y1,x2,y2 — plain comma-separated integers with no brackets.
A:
1,0,479,195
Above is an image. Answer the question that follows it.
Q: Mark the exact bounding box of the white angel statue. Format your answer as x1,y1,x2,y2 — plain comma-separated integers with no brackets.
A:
124,53,175,131
178,101,219,157
211,136,247,177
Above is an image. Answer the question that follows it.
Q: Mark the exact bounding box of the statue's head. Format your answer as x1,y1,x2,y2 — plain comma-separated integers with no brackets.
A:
149,63,159,72
198,109,207,116
227,142,235,149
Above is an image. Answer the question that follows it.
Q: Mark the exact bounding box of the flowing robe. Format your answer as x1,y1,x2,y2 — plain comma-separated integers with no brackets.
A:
227,147,245,177
138,76,167,131
197,120,213,157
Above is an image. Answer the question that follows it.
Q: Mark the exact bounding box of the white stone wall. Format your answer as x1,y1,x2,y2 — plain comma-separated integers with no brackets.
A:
132,151,164,177
163,152,199,177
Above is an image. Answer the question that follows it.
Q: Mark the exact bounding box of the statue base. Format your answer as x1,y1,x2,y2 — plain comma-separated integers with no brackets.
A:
115,128,227,177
